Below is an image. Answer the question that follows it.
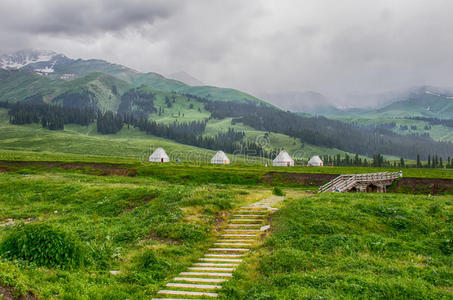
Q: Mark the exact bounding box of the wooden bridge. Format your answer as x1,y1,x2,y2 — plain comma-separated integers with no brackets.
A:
319,171,402,193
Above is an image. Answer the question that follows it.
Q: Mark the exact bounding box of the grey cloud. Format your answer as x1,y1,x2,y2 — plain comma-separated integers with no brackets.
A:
1,0,179,36
2,0,453,107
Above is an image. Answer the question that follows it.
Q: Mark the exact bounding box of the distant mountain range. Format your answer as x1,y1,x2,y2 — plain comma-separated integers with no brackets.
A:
262,86,453,120
1,49,453,159
0,49,265,108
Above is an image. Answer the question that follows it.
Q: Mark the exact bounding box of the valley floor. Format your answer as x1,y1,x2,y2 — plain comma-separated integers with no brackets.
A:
0,160,451,299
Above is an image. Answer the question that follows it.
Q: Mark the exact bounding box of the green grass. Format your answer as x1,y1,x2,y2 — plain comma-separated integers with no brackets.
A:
129,73,269,105
335,116,453,142
0,153,451,298
223,193,453,299
0,170,255,299
146,89,210,124
0,108,346,164
58,72,132,112
205,118,355,159
0,70,62,103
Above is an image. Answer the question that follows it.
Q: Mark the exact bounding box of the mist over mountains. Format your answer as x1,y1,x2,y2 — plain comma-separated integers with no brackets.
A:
2,49,453,121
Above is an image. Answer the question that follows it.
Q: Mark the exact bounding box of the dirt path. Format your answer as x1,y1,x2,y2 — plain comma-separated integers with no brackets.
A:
242,195,285,210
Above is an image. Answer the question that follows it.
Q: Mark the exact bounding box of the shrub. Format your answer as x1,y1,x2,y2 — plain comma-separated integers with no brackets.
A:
134,249,169,272
86,240,115,269
272,187,285,196
0,223,84,269
440,239,453,255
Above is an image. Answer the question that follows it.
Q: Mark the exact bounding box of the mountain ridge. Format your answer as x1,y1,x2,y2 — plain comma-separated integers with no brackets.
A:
0,49,268,106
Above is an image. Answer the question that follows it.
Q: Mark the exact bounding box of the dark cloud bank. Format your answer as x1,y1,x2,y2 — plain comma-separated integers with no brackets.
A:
1,0,453,107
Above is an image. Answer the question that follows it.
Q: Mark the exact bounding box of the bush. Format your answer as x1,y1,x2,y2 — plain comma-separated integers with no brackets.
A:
156,223,209,242
134,249,169,272
0,224,84,269
272,187,285,196
440,239,453,255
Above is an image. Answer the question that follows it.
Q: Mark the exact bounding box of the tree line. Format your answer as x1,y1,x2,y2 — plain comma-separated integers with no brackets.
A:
1,102,95,130
1,101,267,156
410,117,453,128
198,100,453,160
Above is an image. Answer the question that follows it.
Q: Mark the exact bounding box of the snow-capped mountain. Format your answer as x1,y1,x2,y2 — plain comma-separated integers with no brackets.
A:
0,49,71,74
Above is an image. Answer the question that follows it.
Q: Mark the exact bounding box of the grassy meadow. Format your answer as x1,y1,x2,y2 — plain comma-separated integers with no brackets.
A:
1,105,453,298
223,192,453,299
0,168,269,299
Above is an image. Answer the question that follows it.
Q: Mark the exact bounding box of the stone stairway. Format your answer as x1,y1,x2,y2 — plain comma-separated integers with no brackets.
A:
152,205,275,299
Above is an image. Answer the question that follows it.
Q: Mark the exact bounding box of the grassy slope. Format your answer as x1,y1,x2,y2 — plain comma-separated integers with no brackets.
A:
0,108,208,160
53,59,139,81
144,88,210,124
58,72,132,112
335,117,453,142
0,70,62,103
0,70,133,112
0,109,267,164
205,118,367,160
223,192,453,299
0,170,265,299
129,73,268,105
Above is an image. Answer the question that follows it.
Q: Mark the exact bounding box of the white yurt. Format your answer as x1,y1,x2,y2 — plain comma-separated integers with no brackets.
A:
211,151,230,164
308,155,323,166
272,150,294,167
149,147,170,163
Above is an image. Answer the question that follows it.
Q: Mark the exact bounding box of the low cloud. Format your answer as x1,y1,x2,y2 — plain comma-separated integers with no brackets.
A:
1,0,453,106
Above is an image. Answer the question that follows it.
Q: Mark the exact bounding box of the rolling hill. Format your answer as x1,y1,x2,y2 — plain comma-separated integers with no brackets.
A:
1,49,267,105
2,50,453,161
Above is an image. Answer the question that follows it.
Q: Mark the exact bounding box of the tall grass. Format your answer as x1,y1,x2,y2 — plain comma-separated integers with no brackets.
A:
223,193,453,299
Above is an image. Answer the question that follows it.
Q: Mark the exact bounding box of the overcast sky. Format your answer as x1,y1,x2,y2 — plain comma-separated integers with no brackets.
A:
1,0,453,104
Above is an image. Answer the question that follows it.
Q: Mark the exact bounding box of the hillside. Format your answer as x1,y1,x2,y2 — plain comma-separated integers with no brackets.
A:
0,160,452,299
0,107,352,163
309,88,453,143
2,51,453,161
225,192,453,298
0,50,268,106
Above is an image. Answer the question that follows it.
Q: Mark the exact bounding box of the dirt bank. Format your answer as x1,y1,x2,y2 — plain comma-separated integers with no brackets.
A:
0,161,137,177
391,177,453,195
261,172,453,194
260,172,339,187
0,286,36,300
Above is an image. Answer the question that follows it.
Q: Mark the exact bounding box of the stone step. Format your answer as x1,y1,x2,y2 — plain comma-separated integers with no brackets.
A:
227,224,262,227
193,263,239,267
236,210,267,213
188,267,235,272
214,242,252,246
233,214,266,217
204,253,245,257
199,258,243,262
179,272,232,277
217,239,253,242
221,234,257,237
241,207,270,210
173,277,227,283
152,298,203,300
224,229,260,232
208,248,249,252
260,225,271,231
157,290,218,297
230,219,263,222
166,283,222,290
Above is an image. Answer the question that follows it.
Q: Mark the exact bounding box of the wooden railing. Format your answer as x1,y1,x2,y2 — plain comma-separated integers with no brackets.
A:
319,171,402,193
